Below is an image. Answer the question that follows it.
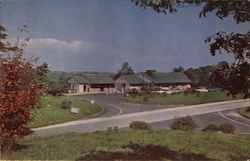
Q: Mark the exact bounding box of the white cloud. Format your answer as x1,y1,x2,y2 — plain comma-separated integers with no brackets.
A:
5,37,235,72
11,38,104,71
26,38,98,55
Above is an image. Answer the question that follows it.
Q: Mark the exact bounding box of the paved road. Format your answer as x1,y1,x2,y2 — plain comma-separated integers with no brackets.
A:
31,99,249,137
71,94,178,117
145,109,250,134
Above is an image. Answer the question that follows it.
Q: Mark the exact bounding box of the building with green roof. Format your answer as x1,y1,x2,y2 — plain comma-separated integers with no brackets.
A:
115,71,192,94
141,71,192,86
68,71,192,94
115,74,151,93
68,74,116,94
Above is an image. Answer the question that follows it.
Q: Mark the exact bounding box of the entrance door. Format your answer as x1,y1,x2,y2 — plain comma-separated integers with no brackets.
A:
122,84,126,94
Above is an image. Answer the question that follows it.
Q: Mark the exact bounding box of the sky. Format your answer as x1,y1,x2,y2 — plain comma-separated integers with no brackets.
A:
1,0,249,72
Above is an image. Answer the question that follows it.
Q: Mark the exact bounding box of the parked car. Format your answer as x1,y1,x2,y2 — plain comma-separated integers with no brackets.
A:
208,88,223,92
195,88,208,93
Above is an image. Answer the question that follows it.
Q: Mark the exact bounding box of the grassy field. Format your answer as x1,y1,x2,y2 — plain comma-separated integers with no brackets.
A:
125,92,242,105
2,130,250,160
28,96,102,128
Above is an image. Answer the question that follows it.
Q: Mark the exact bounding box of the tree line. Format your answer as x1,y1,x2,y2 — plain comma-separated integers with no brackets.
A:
132,0,250,98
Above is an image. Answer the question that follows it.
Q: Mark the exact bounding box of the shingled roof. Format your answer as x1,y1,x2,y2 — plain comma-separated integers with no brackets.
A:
68,72,191,85
117,74,146,85
141,72,192,84
68,74,114,84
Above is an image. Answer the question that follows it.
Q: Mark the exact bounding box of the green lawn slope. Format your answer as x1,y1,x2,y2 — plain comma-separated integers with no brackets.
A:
3,130,250,161
125,92,242,105
28,96,102,128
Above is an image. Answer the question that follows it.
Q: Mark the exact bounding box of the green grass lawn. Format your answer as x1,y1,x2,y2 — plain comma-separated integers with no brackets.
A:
2,130,250,160
125,92,242,105
28,96,102,128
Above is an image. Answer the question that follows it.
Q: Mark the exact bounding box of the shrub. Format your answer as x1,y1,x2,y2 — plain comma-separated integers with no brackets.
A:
184,88,197,95
219,123,235,134
123,93,128,97
161,92,167,97
131,94,136,98
107,126,119,133
153,87,161,91
171,116,197,131
128,89,139,98
202,124,218,132
129,121,152,131
61,100,72,109
141,86,152,95
237,107,250,119
113,126,119,132
195,92,201,97
138,92,144,96
48,88,63,96
107,127,113,131
246,106,250,112
184,90,189,96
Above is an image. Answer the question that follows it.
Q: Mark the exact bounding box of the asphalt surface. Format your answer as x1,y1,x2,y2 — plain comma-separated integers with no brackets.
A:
71,94,179,117
71,95,250,134
32,98,250,137
147,109,250,134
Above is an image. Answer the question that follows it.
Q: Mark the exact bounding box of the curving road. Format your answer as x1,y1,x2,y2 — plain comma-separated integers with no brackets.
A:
147,109,250,135
70,94,179,117
32,98,250,137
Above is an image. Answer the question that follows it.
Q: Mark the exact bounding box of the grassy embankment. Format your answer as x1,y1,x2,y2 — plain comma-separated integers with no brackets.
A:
28,96,102,128
125,92,242,105
2,130,250,161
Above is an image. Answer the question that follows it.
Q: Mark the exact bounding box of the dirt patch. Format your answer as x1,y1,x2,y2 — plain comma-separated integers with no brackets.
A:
1,141,29,153
76,142,213,161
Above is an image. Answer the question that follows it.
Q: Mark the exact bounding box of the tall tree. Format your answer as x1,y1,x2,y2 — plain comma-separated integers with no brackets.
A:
0,25,43,151
184,68,200,87
173,66,184,72
114,62,134,79
132,0,250,97
184,65,215,88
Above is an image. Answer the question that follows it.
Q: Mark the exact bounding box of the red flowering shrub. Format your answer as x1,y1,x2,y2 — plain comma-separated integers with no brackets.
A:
0,25,43,151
